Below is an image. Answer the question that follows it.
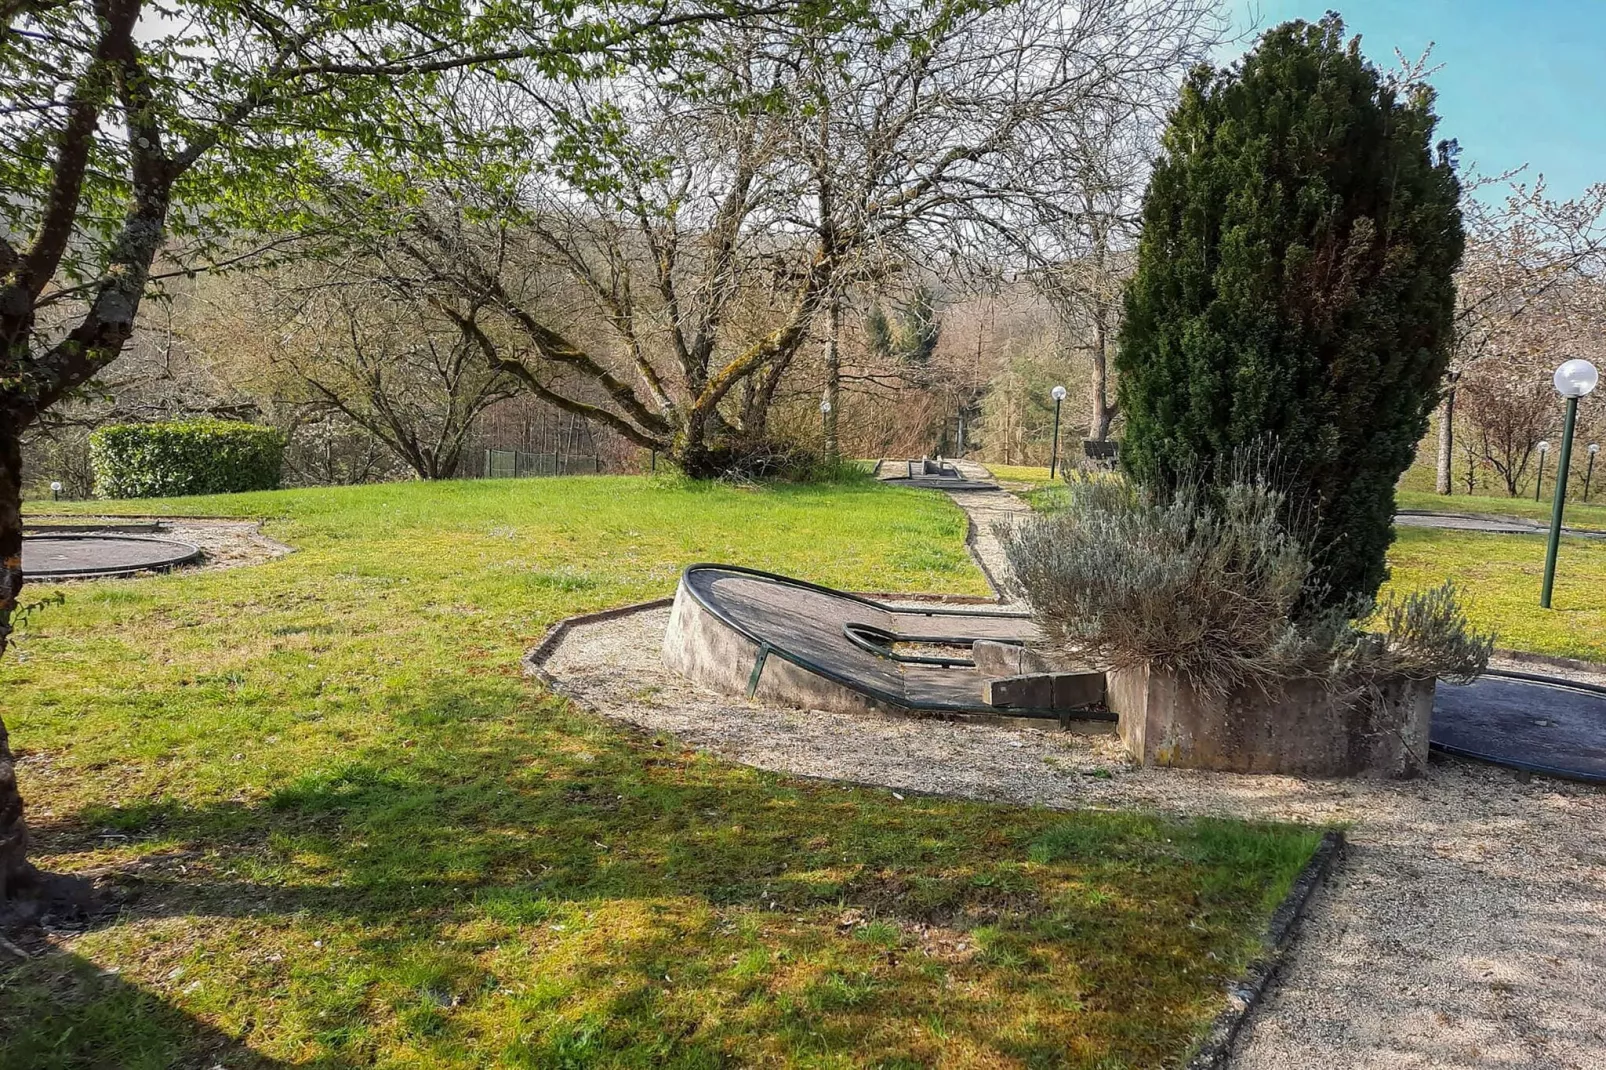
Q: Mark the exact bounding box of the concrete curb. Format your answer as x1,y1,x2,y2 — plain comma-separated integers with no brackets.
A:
962,512,1010,602
24,511,276,523
1494,648,1605,673
23,520,164,534
1185,829,1345,1069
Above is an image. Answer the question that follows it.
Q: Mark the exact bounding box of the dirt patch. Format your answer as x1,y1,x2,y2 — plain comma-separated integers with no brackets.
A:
0,867,122,957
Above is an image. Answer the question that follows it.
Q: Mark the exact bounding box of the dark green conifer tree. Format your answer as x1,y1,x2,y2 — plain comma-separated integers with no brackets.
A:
897,285,941,367
865,303,895,362
1116,15,1464,606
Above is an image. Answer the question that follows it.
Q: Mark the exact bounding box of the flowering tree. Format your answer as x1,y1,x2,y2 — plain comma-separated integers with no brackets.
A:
1438,180,1606,493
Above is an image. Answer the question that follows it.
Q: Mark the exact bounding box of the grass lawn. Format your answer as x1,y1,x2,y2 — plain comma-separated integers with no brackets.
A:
2,475,1321,1069
1385,526,1606,662
983,464,1061,491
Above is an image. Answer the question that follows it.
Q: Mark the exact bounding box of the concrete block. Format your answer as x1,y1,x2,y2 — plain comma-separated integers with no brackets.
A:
1052,671,1105,709
971,640,1025,677
984,671,1105,710
972,640,1091,677
1107,662,1435,778
984,674,1055,708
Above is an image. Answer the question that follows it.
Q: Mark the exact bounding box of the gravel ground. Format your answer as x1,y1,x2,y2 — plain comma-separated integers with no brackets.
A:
945,459,1029,605
536,473,1606,1069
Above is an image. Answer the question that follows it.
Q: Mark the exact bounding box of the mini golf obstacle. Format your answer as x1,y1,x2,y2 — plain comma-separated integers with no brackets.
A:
664,564,1110,723
22,533,202,579
874,458,1000,492
1434,671,1606,784
664,564,1606,782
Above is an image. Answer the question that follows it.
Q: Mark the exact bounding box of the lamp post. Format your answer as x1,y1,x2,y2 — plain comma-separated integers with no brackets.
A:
50,480,62,502
1586,443,1600,501
1541,358,1599,608
1535,440,1549,502
1049,385,1067,478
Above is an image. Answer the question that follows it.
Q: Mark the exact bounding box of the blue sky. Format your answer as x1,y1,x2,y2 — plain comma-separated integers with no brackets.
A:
1221,1,1606,199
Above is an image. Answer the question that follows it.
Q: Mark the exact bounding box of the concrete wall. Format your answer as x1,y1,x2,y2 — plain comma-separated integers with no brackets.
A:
661,578,885,717
1108,663,1435,778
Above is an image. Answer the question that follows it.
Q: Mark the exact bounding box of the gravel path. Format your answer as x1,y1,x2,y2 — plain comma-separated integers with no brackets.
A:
945,459,1030,604
535,472,1606,1069
1396,510,1606,540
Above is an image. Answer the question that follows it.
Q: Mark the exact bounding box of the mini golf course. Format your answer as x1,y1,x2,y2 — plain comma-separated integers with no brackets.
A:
664,562,1606,784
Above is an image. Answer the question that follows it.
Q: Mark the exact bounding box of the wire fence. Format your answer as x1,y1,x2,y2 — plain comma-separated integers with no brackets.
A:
479,449,602,479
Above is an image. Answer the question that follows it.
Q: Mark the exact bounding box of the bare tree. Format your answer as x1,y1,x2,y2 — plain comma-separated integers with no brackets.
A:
983,0,1222,448
0,0,799,899
199,269,520,480
302,0,1227,476
1033,211,1134,442
795,0,1218,453
1459,376,1555,495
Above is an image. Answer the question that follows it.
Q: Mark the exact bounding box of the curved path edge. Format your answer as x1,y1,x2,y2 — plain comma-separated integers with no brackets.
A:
1188,831,1346,1070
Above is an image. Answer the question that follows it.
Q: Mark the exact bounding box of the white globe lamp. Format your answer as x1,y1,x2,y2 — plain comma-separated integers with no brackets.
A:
1048,385,1068,478
1541,359,1600,607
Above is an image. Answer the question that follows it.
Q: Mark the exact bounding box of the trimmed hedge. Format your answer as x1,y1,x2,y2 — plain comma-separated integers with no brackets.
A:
90,419,285,499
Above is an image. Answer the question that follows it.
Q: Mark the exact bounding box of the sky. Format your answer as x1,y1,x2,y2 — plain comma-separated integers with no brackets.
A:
1221,1,1606,199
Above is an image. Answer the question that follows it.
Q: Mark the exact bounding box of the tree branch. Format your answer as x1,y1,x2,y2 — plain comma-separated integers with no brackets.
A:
13,0,140,300
438,301,665,450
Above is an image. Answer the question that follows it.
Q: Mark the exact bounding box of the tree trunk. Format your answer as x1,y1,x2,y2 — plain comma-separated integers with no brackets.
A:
1088,312,1115,441
0,425,33,898
1086,219,1117,443
1435,375,1458,495
822,292,841,460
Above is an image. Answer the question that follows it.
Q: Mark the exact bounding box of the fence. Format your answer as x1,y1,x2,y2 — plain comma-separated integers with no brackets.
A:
465,402,611,478
480,449,602,479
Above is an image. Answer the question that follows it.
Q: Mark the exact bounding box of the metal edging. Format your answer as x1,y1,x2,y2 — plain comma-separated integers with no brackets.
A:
1474,667,1606,698
1428,742,1606,786
839,622,1033,669
680,561,1031,620
746,641,772,698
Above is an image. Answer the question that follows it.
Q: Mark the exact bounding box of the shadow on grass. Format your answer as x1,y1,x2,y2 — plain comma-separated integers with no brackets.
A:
0,948,296,1069
5,685,1319,1067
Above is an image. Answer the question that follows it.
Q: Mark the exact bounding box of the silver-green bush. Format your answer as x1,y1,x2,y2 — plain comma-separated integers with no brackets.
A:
1001,474,1492,695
